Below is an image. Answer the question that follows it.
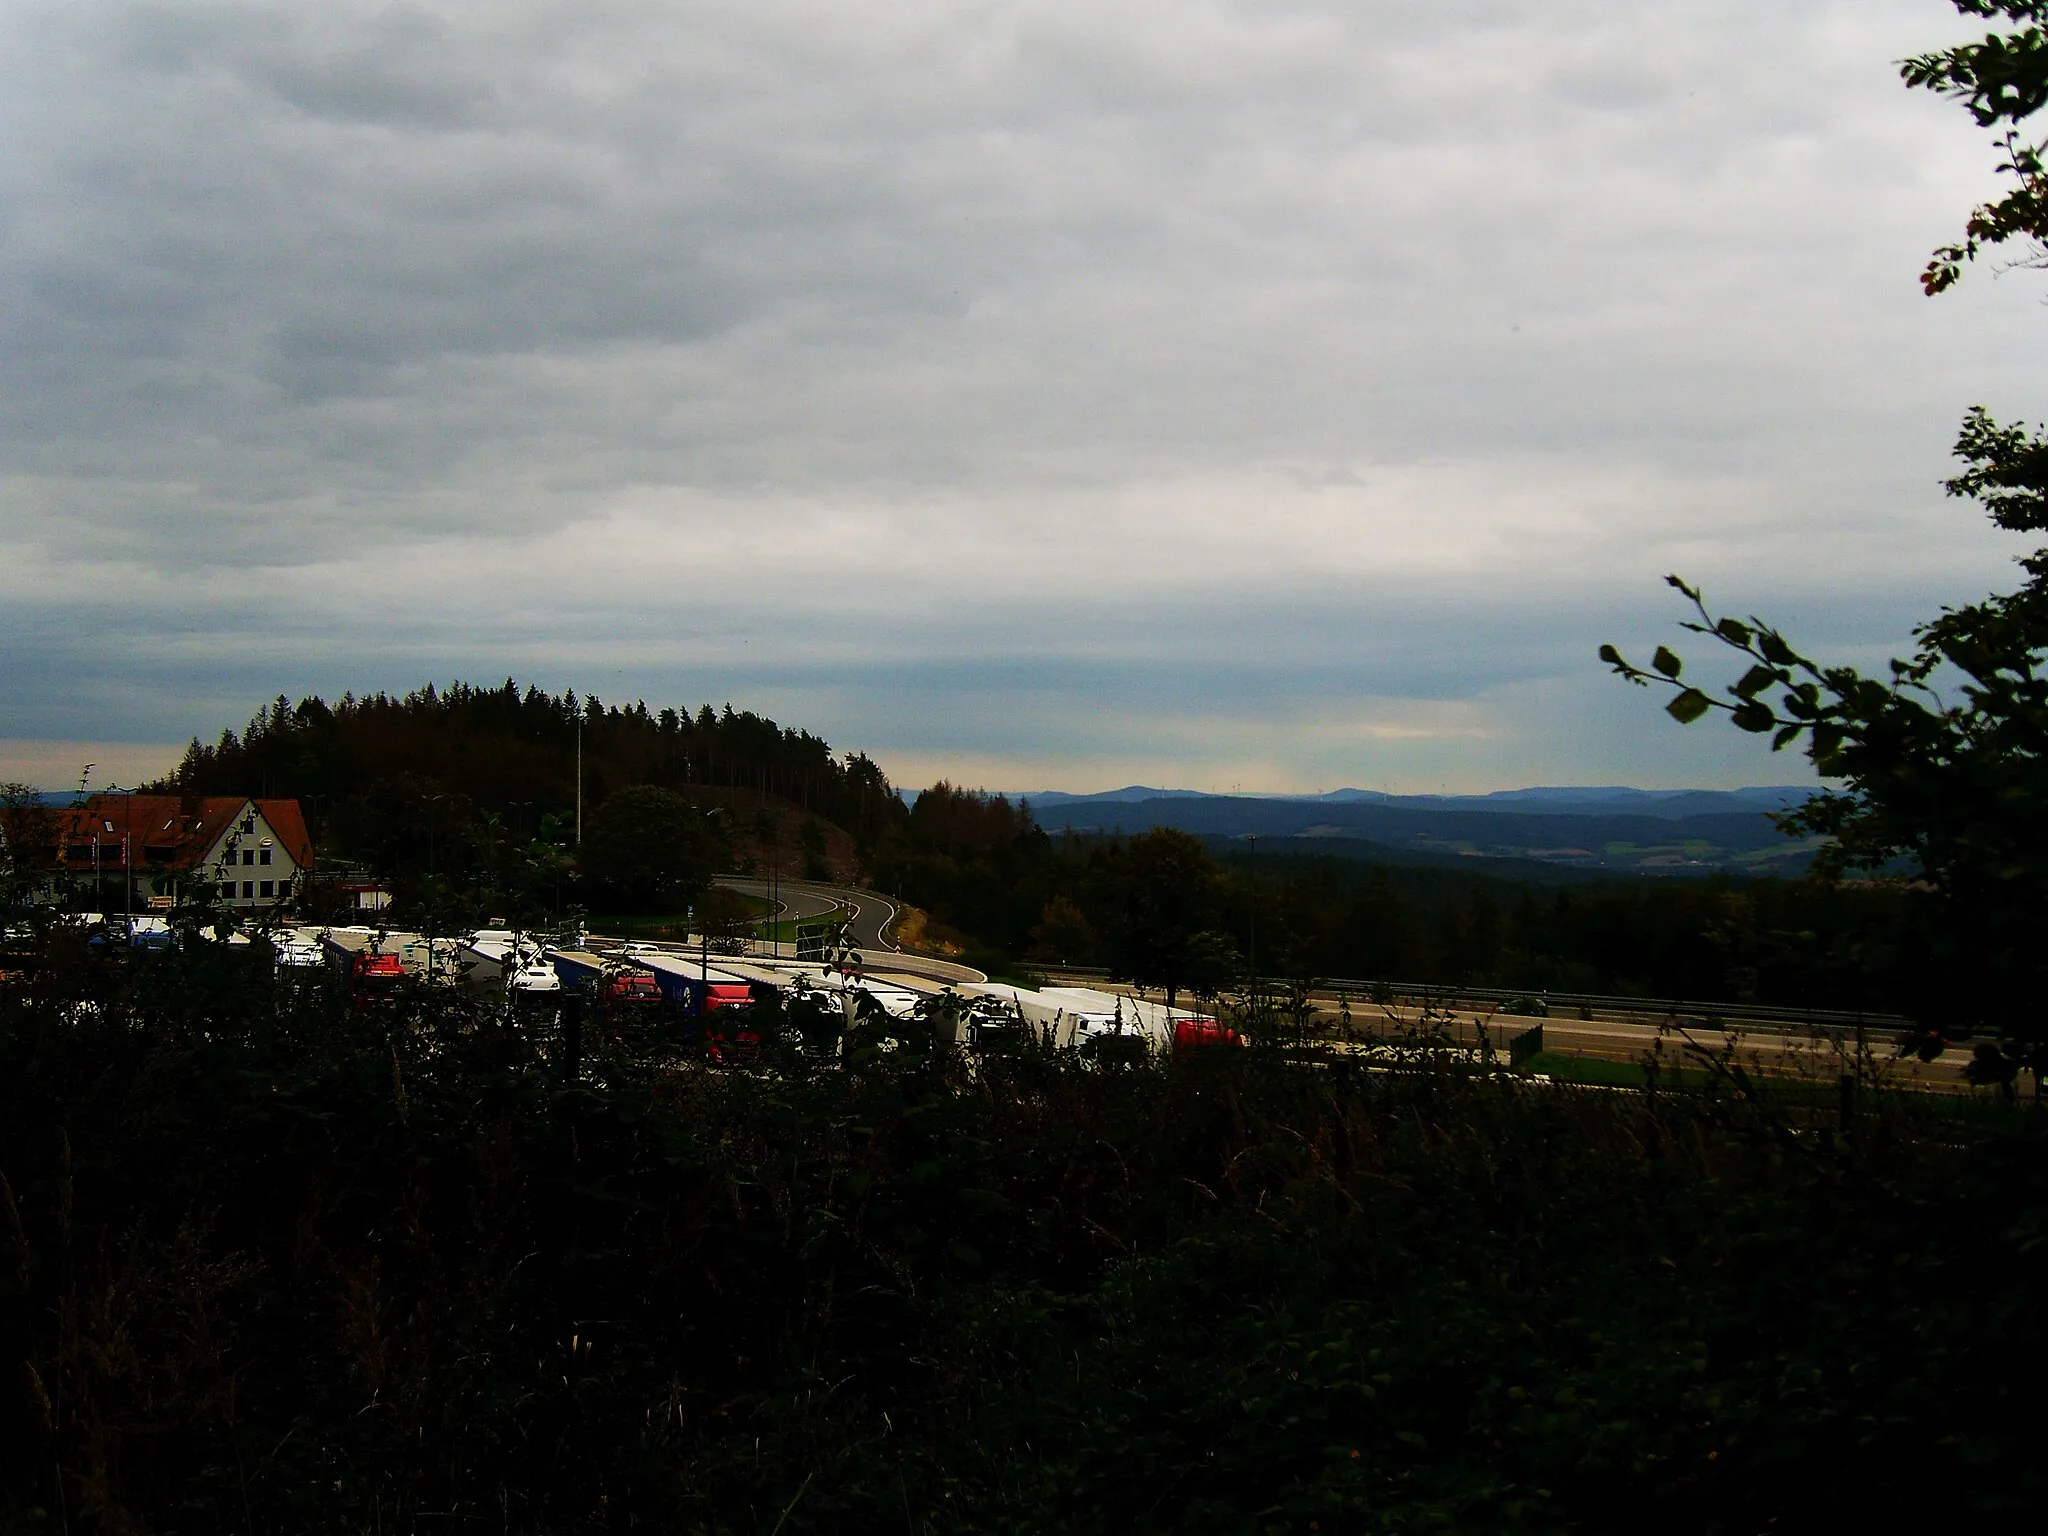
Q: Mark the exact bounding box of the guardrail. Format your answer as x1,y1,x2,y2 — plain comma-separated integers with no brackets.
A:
1027,964,1908,1036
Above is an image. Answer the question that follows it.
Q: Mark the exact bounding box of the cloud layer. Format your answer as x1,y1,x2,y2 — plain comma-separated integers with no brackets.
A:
2,0,2041,790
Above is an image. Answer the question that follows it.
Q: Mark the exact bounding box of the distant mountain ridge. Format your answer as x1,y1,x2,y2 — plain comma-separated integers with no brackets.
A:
1010,784,1814,820
985,785,1825,878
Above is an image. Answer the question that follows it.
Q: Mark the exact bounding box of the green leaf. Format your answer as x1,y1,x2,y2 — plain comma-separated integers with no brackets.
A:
1733,665,1777,699
1597,643,1625,667
1652,646,1684,679
1771,724,1803,751
1731,701,1775,733
1715,618,1753,647
1757,631,1799,666
1666,689,1713,725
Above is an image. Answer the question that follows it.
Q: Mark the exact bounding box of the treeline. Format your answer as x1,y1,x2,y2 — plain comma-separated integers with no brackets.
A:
879,785,1909,1011
160,681,904,881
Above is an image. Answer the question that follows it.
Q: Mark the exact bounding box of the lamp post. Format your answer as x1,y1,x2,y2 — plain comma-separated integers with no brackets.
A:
1245,834,1258,1027
97,779,134,924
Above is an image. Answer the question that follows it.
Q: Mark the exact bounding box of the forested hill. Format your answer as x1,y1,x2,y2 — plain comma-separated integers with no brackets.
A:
159,682,903,848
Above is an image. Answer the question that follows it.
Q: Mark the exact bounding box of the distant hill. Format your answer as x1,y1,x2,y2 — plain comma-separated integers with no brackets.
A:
1191,832,1618,886
1016,788,1824,877
1017,784,1813,819
989,784,1215,806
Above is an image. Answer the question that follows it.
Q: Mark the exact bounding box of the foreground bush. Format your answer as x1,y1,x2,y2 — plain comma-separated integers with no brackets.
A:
1,945,2042,1533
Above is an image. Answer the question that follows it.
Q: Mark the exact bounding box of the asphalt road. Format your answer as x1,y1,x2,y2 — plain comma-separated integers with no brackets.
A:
1029,966,1977,1087
708,876,988,981
1349,1007,1974,1087
713,876,897,946
714,876,846,927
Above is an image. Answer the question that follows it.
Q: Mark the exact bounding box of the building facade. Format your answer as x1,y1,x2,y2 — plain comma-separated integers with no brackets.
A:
44,795,316,911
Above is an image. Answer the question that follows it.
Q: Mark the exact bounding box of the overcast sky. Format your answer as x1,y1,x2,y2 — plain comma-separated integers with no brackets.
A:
2,0,2042,794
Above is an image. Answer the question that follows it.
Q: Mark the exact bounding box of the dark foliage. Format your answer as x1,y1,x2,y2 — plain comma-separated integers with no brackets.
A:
1093,828,1238,1007
578,785,723,915
2,943,2043,1532
1903,2,2048,291
1216,849,1911,1008
160,682,904,883
872,784,1062,957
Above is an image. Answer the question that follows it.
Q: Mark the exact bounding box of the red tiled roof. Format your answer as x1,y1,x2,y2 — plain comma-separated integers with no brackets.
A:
54,796,316,872
255,799,316,869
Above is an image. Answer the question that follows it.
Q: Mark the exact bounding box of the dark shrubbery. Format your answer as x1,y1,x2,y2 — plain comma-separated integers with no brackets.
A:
2,942,2042,1532
578,785,723,915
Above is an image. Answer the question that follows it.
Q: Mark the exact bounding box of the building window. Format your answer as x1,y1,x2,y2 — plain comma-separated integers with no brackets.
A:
243,849,255,866
242,880,254,899
259,880,275,898
241,817,254,833
259,848,272,866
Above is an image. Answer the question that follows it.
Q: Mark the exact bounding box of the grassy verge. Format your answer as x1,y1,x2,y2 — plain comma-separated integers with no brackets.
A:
600,893,774,941
1521,1048,1717,1087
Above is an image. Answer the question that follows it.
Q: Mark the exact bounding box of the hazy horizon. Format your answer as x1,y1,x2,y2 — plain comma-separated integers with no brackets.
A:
0,726,1814,802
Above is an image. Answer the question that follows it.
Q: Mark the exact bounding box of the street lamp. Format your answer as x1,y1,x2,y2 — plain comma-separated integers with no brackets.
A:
1246,834,1258,1026
97,779,135,924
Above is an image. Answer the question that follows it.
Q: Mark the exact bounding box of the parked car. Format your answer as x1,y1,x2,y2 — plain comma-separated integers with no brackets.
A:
508,951,561,997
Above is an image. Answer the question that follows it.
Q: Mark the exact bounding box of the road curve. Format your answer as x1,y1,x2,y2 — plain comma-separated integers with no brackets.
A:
710,876,984,984
713,876,899,951
713,876,843,927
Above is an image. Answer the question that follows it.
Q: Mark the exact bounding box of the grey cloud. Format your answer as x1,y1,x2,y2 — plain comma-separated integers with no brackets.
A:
0,0,2040,789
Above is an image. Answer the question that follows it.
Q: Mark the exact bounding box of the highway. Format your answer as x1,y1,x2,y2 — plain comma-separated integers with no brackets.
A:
1032,966,1976,1087
1348,1005,1970,1087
